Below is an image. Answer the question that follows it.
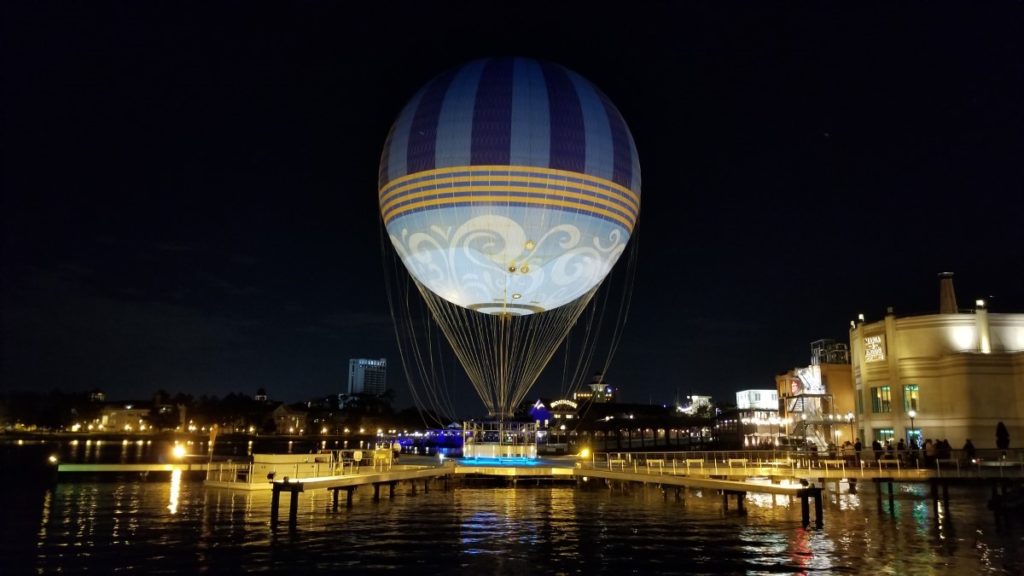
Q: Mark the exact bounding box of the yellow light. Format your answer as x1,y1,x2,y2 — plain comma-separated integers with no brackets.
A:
172,445,187,459
168,469,182,514
48,455,59,464
578,447,591,459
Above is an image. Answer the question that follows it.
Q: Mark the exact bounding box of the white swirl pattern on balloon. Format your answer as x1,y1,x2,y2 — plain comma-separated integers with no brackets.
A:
389,211,628,314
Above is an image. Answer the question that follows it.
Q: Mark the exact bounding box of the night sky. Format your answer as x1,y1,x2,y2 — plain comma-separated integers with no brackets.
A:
3,3,1022,415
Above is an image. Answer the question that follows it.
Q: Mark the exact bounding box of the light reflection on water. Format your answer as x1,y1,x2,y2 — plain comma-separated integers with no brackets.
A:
7,479,1022,575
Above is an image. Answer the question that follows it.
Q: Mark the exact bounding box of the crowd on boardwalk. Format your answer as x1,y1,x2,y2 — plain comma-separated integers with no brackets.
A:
746,437,981,468
834,437,977,467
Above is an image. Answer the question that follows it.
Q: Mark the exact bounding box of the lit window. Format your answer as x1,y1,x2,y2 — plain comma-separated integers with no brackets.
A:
871,386,891,413
872,428,894,443
903,384,919,412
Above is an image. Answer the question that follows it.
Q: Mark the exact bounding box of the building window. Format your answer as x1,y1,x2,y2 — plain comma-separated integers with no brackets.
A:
871,386,891,413
903,384,919,412
873,428,895,444
856,390,864,415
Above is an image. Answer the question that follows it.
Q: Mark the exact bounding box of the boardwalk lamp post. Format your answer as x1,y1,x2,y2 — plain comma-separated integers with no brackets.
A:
907,409,917,444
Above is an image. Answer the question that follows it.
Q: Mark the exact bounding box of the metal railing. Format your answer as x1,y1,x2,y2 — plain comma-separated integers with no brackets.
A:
586,449,1024,480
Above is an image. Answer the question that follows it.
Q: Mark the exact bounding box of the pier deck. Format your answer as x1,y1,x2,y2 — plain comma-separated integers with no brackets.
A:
57,462,211,474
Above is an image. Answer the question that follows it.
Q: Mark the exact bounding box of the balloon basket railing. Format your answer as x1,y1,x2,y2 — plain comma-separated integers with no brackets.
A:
461,420,539,465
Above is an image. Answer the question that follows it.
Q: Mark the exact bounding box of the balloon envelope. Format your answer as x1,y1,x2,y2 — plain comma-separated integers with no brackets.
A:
379,57,641,316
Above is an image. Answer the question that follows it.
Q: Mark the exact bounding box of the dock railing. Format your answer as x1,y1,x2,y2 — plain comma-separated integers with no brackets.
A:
205,452,340,486
587,449,1023,480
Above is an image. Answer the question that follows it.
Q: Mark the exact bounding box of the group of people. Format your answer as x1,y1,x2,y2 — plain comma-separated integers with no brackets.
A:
839,437,977,467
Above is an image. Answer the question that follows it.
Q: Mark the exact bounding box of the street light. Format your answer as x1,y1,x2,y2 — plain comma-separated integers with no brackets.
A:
907,409,917,445
845,412,855,441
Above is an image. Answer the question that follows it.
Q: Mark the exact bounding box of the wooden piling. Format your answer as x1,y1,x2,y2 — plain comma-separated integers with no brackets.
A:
270,487,280,528
800,490,810,528
813,488,823,527
288,490,299,529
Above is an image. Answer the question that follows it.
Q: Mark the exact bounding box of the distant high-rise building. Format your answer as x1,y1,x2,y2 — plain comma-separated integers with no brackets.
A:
348,358,387,396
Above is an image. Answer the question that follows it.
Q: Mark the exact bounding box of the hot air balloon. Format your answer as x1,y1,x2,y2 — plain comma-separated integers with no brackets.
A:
379,57,641,424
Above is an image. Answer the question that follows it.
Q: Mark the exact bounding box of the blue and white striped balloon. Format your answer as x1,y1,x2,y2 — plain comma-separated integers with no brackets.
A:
379,58,641,315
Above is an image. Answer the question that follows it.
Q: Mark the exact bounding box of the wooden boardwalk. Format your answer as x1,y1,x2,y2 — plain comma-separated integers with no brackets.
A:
267,462,456,529
263,458,827,530
57,462,211,473
54,450,1023,533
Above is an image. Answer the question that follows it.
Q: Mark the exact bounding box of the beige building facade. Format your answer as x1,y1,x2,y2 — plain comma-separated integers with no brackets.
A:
850,289,1024,449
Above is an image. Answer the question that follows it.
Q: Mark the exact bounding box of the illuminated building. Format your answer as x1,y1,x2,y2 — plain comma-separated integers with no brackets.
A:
735,389,781,447
347,358,387,396
97,402,151,432
775,339,854,449
850,273,1024,448
573,372,616,404
677,395,712,415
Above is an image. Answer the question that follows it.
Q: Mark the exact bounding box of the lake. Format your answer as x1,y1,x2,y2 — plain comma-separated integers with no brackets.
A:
2,439,1021,575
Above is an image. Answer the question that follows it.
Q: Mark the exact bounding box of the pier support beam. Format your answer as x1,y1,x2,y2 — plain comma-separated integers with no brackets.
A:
270,483,303,531
271,487,280,528
799,487,823,529
721,491,747,515
289,490,299,530
328,487,355,510
814,489,822,527
875,478,895,514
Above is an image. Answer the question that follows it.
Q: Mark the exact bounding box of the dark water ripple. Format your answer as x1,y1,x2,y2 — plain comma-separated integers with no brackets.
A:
2,461,1021,575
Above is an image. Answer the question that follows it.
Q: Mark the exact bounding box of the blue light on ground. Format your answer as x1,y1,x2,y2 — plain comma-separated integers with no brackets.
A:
458,457,539,466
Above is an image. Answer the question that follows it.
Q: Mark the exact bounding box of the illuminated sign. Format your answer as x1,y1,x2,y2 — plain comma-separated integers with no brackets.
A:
793,365,825,394
864,334,886,362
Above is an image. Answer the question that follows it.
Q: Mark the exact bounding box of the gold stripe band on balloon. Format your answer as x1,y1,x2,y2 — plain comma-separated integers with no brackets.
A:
379,165,640,214
382,189,636,231
381,170,639,231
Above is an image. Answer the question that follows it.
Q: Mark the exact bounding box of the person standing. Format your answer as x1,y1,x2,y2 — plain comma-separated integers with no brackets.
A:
963,438,976,462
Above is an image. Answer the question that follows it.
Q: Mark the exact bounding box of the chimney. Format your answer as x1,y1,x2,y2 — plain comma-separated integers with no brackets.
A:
938,272,958,314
